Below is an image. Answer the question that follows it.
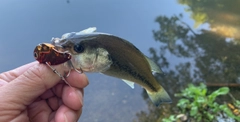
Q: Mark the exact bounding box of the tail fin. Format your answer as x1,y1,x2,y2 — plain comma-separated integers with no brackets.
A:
146,87,172,106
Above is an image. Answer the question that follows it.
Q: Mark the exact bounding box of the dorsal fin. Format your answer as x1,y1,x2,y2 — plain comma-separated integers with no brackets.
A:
60,27,97,40
77,27,97,34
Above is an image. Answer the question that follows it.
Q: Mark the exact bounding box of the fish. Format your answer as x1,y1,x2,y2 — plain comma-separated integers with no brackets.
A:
34,43,71,65
51,27,172,106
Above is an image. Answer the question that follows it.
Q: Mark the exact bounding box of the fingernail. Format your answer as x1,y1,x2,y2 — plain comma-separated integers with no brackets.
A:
64,111,77,122
81,73,89,86
64,114,68,122
77,89,84,106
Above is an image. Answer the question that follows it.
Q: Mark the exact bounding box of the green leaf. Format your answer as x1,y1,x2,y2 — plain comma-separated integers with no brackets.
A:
190,106,198,116
169,115,176,121
177,99,190,111
196,96,206,104
219,104,239,120
178,99,190,105
235,100,240,107
211,102,220,112
206,112,214,120
216,87,229,95
208,87,229,103
162,115,176,122
201,88,207,96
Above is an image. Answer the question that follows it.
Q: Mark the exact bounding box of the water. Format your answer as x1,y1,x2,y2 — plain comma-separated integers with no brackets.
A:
1,0,239,122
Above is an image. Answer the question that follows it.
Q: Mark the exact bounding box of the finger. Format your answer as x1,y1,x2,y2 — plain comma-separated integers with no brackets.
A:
51,72,88,98
10,109,29,122
54,105,81,122
0,63,66,108
62,86,84,110
41,71,89,99
47,96,60,111
40,88,55,99
65,71,89,89
28,100,51,122
0,62,38,82
0,80,7,87
51,83,65,98
39,71,89,99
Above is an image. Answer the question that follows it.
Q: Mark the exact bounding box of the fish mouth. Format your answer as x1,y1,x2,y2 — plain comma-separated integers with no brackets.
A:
71,56,96,72
81,60,96,72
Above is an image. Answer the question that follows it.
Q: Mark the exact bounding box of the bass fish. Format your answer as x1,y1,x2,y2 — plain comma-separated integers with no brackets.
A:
52,27,172,106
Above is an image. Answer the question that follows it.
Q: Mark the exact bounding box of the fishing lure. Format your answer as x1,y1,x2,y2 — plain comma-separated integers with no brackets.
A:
34,43,71,65
34,43,72,85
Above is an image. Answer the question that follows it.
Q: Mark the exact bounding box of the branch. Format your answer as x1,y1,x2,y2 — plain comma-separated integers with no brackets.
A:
206,83,240,87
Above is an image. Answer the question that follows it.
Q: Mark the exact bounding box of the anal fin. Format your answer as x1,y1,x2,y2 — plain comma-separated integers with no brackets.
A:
122,79,135,89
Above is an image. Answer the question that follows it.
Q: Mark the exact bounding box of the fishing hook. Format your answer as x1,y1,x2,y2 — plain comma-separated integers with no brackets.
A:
67,60,83,74
45,62,72,87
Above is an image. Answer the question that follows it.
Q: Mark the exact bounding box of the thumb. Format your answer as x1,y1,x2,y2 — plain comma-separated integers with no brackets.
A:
0,63,64,106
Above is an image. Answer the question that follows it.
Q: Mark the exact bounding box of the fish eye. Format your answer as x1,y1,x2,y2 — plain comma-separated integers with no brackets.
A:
74,44,84,53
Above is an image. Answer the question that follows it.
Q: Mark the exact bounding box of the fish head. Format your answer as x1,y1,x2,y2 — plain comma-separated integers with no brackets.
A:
52,30,112,72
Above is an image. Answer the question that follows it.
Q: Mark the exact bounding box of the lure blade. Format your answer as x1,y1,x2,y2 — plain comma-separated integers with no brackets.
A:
34,43,71,65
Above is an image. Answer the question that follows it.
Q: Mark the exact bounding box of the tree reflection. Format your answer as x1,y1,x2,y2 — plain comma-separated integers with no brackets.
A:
134,12,240,122
178,0,240,39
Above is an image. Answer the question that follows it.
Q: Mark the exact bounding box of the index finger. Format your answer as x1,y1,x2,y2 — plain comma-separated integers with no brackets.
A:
0,61,38,82
66,71,89,89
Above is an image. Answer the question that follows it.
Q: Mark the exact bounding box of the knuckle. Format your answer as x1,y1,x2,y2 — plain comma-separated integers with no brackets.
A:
22,65,48,90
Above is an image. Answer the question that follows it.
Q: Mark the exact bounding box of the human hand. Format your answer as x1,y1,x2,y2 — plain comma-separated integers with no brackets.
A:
0,61,89,122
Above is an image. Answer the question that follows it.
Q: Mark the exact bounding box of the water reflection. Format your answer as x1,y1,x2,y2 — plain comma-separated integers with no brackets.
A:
134,0,240,121
178,0,240,39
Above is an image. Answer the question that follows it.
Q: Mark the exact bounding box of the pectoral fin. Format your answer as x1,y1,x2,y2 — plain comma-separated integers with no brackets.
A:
146,87,172,106
145,56,164,75
122,79,134,89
